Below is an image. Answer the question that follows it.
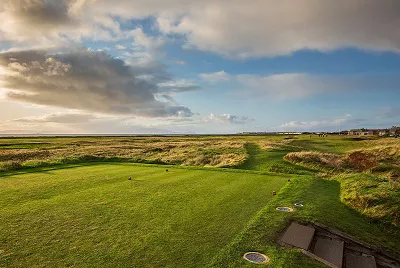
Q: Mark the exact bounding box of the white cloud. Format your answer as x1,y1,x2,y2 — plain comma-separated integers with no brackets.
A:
279,114,364,131
2,1,400,58
115,45,127,50
13,113,96,124
203,113,254,125
130,28,164,49
199,71,230,83
155,0,400,58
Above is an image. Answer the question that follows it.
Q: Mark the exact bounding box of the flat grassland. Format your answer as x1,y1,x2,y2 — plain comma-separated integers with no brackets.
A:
0,135,399,267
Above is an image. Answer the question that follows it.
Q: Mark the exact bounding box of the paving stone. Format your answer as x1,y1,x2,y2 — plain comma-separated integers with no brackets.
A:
280,222,315,250
313,237,344,268
345,253,377,268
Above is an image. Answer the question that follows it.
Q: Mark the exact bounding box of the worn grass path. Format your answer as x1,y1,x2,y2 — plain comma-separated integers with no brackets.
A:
0,163,287,267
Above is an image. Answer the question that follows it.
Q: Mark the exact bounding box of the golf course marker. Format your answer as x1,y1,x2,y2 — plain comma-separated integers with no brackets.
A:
243,252,270,264
294,203,304,207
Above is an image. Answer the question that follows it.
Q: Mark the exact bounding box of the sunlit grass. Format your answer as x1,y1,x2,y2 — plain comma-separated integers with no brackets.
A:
0,163,287,267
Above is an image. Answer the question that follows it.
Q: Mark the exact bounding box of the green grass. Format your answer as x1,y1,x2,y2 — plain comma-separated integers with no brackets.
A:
236,143,316,175
0,163,287,267
1,135,399,267
210,176,400,267
289,135,374,153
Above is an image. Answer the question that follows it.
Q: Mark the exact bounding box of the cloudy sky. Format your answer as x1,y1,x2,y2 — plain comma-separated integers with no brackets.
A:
0,0,399,134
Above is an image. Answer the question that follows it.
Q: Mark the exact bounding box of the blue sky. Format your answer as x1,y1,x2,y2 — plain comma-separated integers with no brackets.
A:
0,0,399,134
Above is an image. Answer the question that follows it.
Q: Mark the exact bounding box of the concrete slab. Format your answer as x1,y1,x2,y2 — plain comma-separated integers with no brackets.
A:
313,237,344,268
280,222,315,250
345,253,377,268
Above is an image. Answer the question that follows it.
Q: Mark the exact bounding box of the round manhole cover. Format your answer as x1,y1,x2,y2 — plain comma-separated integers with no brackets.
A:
243,252,270,264
294,203,304,207
276,207,293,212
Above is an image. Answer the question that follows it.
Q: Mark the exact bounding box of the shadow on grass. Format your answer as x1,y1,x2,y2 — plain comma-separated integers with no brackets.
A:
0,158,292,179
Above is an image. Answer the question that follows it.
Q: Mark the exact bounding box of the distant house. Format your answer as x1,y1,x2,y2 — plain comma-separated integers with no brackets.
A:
379,129,389,136
390,126,400,137
349,129,367,135
348,130,360,135
367,130,377,135
346,127,396,137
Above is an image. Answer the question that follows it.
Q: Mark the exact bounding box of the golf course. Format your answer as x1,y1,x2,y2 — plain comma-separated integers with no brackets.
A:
0,135,399,267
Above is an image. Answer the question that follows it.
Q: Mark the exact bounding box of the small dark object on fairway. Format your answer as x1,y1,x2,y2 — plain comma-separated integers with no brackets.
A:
128,177,132,180
288,179,291,182
166,169,168,172
272,191,276,196
243,252,270,264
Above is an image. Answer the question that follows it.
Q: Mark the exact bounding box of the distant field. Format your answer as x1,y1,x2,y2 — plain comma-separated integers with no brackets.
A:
0,163,287,267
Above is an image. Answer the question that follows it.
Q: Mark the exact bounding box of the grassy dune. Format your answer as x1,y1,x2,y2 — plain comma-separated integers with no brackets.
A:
283,137,400,225
0,136,248,171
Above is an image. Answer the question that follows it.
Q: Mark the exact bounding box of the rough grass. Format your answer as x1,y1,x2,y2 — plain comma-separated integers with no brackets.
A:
338,173,400,226
284,151,343,170
0,163,287,268
283,137,400,226
0,137,248,171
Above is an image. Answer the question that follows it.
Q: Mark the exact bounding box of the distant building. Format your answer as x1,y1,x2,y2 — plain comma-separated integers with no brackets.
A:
390,126,400,137
367,130,376,135
348,129,362,135
379,129,389,136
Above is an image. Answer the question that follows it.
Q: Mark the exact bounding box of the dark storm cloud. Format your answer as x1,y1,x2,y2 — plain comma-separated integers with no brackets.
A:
0,48,195,117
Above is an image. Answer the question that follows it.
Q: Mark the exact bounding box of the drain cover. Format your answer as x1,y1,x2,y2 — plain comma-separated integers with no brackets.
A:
243,252,270,264
276,207,293,212
294,203,304,207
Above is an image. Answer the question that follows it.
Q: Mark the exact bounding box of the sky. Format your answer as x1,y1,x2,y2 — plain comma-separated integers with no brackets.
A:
0,0,399,134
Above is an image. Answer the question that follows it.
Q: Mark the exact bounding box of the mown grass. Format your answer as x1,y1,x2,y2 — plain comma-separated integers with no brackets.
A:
210,176,400,267
0,163,287,268
236,143,316,175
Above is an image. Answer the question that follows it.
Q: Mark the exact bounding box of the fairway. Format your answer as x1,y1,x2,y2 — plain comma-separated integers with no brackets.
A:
0,163,287,267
